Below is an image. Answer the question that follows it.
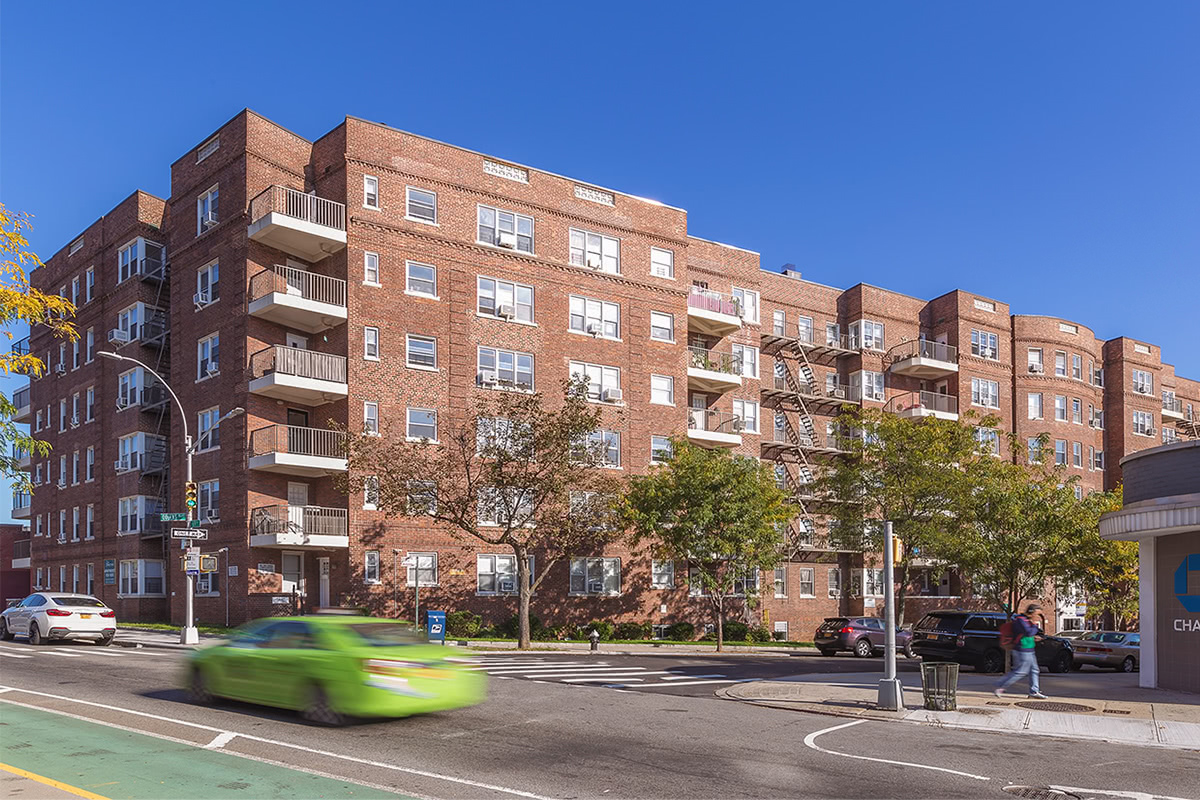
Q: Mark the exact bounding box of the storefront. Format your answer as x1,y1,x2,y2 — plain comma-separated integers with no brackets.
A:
1099,440,1200,693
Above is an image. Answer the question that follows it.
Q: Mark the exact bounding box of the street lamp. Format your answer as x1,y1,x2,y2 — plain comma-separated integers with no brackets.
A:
98,350,243,644
216,547,230,628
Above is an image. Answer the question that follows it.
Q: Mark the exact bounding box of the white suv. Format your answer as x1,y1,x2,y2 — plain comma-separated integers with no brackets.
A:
0,592,117,645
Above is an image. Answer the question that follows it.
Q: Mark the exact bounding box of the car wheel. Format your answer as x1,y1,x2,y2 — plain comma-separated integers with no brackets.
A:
853,638,873,658
28,622,43,646
188,667,215,706
301,685,346,727
1070,660,1082,672
817,648,837,658
1122,656,1136,673
979,649,1005,673
903,642,916,659
0,618,12,641
1050,651,1072,674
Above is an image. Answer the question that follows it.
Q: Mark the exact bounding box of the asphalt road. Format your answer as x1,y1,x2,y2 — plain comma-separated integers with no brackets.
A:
0,639,1196,800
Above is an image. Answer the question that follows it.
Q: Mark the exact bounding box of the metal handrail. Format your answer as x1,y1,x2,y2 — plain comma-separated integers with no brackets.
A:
687,288,741,317
251,504,348,538
12,492,31,509
886,391,959,415
10,337,30,356
250,185,346,232
773,375,850,399
251,345,347,383
688,346,742,375
13,385,30,408
889,339,959,363
250,424,346,459
249,264,347,308
688,408,745,434
1163,397,1183,414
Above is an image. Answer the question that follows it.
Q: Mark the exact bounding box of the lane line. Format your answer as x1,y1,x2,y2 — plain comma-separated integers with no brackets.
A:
660,674,725,681
0,762,110,800
546,671,671,680
1050,786,1195,800
204,731,239,750
632,679,753,688
0,651,33,659
802,719,990,782
0,685,553,799
41,650,85,658
561,677,645,683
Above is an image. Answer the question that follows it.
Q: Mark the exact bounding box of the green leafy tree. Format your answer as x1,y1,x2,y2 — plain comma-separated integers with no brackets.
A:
814,407,994,624
1060,486,1137,629
338,378,622,649
623,439,796,651
1,204,77,492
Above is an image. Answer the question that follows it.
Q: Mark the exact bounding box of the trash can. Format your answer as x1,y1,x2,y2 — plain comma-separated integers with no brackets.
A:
920,662,959,711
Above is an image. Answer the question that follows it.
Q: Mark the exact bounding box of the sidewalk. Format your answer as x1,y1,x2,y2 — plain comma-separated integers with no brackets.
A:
113,627,223,650
459,639,821,656
719,670,1200,750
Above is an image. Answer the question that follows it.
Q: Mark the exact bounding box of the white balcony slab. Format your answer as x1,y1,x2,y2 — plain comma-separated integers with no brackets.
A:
249,372,348,405
687,428,743,448
687,365,743,393
247,212,347,263
247,291,348,334
248,452,348,477
250,532,350,550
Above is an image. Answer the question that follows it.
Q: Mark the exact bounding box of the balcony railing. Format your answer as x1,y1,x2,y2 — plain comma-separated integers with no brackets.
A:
687,288,741,318
688,346,742,375
1163,397,1183,415
142,311,169,347
773,375,851,401
10,336,30,356
250,185,346,233
12,491,31,509
12,538,30,560
250,264,347,309
251,505,348,539
250,424,346,459
251,345,347,383
13,385,30,409
688,408,745,434
889,339,958,364
886,391,959,416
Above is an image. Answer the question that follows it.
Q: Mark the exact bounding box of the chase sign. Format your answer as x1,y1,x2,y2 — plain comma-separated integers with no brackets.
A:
1175,553,1200,616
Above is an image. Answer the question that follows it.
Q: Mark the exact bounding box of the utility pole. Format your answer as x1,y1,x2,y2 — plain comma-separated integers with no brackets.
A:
877,520,905,711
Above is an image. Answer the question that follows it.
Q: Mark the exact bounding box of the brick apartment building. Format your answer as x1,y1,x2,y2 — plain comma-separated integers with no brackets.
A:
1,523,32,604
10,109,1199,638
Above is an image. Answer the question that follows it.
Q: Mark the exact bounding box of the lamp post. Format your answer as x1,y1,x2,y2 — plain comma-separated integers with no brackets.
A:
98,351,243,644
217,547,230,628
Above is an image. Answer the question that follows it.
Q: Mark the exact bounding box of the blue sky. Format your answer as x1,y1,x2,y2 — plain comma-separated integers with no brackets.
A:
2,2,1197,519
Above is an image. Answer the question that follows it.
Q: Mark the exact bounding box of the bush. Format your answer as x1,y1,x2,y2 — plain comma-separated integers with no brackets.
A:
748,626,771,643
578,620,615,640
698,631,717,641
613,621,653,640
446,610,482,638
499,613,543,638
476,625,498,639
665,622,695,641
722,620,750,641
772,630,788,641
532,625,561,641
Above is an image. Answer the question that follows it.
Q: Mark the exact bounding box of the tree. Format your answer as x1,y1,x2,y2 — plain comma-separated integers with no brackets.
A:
1060,486,1137,629
339,378,623,649
814,407,994,625
623,439,796,651
1,204,77,492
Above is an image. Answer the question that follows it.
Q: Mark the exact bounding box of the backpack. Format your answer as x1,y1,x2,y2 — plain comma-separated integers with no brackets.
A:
998,620,1016,650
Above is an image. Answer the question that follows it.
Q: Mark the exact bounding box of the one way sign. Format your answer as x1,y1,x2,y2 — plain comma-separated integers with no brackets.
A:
170,528,208,540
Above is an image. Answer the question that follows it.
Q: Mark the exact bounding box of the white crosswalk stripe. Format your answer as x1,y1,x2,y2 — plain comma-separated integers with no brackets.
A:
467,657,732,692
0,650,33,659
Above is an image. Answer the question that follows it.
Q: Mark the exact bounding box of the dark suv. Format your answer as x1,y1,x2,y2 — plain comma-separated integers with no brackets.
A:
814,617,914,658
911,610,1074,673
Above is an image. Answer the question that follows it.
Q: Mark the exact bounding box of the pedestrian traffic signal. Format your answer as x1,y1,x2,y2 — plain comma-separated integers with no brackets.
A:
185,481,198,509
891,536,904,562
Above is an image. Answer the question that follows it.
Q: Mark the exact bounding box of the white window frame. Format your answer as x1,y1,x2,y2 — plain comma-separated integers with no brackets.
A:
650,435,673,464
732,398,759,433
85,267,95,302
1132,369,1154,396
971,378,999,408
1055,395,1068,422
478,346,535,391
650,247,674,279
405,186,437,224
851,320,885,350
732,287,760,324
1055,350,1068,377
406,334,437,370
364,550,380,583
1028,392,1044,420
773,565,787,598
568,227,620,274
119,559,164,597
363,251,380,286
1055,439,1068,466
363,476,380,510
569,557,621,596
363,175,379,210
363,402,380,436
970,329,998,360
568,295,620,339
476,276,534,323
798,567,815,597
477,204,534,253
652,559,675,589
570,361,620,402
197,333,219,380
731,344,759,379
650,374,675,406
196,185,219,235
196,260,219,306
198,479,219,522
363,327,380,361
477,554,529,595
406,407,438,441
406,261,437,298
405,552,438,587
649,311,674,342
1132,410,1154,436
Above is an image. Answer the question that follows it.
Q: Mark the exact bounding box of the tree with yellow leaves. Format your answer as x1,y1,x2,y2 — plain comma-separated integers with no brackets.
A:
2,203,77,492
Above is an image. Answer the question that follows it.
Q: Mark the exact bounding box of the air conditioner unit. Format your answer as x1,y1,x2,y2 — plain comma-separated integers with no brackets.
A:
497,231,518,249
69,416,80,429
1146,427,1155,436
497,304,516,320
830,387,846,399
193,291,212,309
586,322,603,336
56,479,67,489
115,396,132,411
202,212,218,229
1028,364,1043,373
478,371,498,386
602,388,623,403
732,418,747,433
54,363,66,374
585,255,602,270
587,580,604,594
203,509,219,522
108,329,131,344
498,578,515,593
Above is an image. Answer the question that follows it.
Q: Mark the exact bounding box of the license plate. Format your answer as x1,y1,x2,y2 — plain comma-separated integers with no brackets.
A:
80,614,92,619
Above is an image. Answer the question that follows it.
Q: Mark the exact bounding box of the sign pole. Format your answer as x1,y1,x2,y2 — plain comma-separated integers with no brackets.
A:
182,437,199,645
877,521,905,711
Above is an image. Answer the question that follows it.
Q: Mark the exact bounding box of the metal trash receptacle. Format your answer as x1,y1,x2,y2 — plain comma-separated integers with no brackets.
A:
920,662,959,711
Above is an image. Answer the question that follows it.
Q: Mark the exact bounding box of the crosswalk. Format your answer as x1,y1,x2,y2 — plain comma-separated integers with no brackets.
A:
0,642,174,660
452,656,753,692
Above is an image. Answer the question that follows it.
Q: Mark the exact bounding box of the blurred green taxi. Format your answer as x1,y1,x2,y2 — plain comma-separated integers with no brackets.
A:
184,615,485,725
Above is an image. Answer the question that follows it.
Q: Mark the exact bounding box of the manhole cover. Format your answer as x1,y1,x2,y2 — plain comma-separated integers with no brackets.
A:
1013,701,1096,713
1002,787,1081,800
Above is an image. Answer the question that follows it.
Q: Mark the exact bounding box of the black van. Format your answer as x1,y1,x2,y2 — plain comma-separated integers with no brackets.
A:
911,610,1074,673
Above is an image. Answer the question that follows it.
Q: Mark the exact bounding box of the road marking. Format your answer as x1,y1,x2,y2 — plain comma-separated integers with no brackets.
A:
0,651,33,659
661,674,725,680
469,662,599,671
1049,786,1195,800
802,719,991,781
204,731,239,750
41,650,84,658
551,671,671,680
633,679,753,688
86,649,129,657
0,762,110,799
0,685,554,799
561,677,647,683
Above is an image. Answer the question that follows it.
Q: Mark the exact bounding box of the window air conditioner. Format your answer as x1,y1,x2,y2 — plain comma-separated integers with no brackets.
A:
69,416,80,429
586,323,602,336
1146,427,1155,436
732,418,746,433
56,479,67,489
478,371,498,386
498,578,515,593
498,304,516,320
497,232,518,249
202,212,218,229
203,509,220,522
587,580,604,594
585,255,602,270
602,388,623,403
108,329,131,344
193,291,212,310
1028,364,1043,373
54,363,66,374
830,387,846,399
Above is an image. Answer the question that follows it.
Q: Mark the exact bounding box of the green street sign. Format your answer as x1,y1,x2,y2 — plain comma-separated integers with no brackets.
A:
188,519,204,528
160,512,188,522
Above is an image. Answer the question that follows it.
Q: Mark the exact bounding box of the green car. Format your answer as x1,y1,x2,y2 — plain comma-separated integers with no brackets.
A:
184,615,486,725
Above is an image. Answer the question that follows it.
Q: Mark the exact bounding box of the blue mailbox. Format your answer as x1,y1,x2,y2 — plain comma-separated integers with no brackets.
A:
426,610,446,644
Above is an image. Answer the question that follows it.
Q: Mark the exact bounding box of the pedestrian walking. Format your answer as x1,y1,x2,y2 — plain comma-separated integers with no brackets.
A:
994,603,1048,699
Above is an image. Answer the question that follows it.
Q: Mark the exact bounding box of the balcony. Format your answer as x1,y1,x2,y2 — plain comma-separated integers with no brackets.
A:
760,327,857,364
686,408,743,448
762,373,856,414
12,491,31,519
249,425,348,477
12,385,30,423
248,185,347,262
141,383,171,415
1162,397,1184,421
141,311,169,350
248,265,348,333
250,505,349,550
885,391,959,421
10,336,30,357
11,444,31,471
249,345,348,405
887,340,959,379
687,346,742,393
761,424,846,461
11,538,30,570
686,289,742,337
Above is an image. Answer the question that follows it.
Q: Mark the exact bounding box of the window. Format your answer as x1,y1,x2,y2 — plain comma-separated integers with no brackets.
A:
363,402,379,435
731,344,759,378
119,559,164,596
732,398,759,433
652,560,675,589
1055,395,1068,421
798,568,815,597
85,267,94,302
650,435,673,464
975,427,1000,456
406,262,436,297
732,287,759,324
198,480,219,521
196,135,219,162
35,410,42,432
478,488,534,526
569,228,620,274
1028,438,1043,464
1093,365,1105,387
364,551,380,583
477,205,534,253
569,295,620,339
59,510,66,540
197,407,221,451
72,508,80,541
1028,348,1044,373
1072,441,1082,468
796,316,814,343
970,330,998,360
118,242,140,283
570,360,620,401
117,434,141,472
85,328,94,362
585,429,622,467
85,447,94,481
1092,448,1105,471
477,276,534,322
363,252,380,285
852,370,885,402
407,408,437,440
86,505,94,539
649,311,674,342
1072,398,1082,424
733,569,759,596
197,568,220,596
197,333,219,379
1053,351,1067,377
1132,410,1154,436
851,320,885,350
1132,369,1154,395
363,175,379,209
1052,439,1066,466
69,238,84,255
59,400,67,431
86,387,95,420
650,375,674,406
72,452,79,484
1091,408,1104,429
87,563,94,594
570,557,621,595
1028,392,1043,420
971,378,1000,408
405,552,438,587
479,347,535,390
406,335,437,369
650,247,674,279
71,277,80,307
1163,427,1178,444
197,185,219,234
406,482,438,516
364,327,380,360
405,187,437,223
58,454,67,485
71,393,79,426
196,261,219,305
773,566,787,598
1072,355,1082,380
363,476,380,510
864,568,884,596
70,339,79,369
118,303,142,340
477,554,529,594
476,416,532,456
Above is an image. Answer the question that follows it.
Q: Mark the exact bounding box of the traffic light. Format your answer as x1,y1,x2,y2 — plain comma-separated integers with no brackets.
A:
891,536,904,562
185,481,198,509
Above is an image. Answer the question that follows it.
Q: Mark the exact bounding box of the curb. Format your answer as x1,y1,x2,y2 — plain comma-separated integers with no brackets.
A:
459,642,822,657
112,638,201,651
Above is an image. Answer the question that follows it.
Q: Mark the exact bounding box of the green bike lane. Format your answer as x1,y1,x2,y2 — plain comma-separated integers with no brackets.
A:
0,704,408,799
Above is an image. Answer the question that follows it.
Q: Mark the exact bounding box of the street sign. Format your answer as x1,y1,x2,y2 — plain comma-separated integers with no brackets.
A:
184,549,201,572
159,512,188,522
188,519,204,529
170,528,208,540
103,559,116,585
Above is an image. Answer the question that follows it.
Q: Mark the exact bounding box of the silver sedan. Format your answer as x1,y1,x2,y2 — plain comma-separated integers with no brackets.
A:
1071,631,1140,672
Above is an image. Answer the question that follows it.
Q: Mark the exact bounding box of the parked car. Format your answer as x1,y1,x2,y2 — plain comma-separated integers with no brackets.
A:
1071,631,1140,672
0,592,117,645
184,615,486,726
911,610,1074,673
814,617,915,658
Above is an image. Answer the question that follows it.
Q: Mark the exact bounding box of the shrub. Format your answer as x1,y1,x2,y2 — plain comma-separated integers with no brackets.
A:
722,620,750,641
665,622,695,641
532,625,561,641
476,625,498,639
446,610,482,638
613,621,653,640
698,631,717,641
748,626,771,643
772,630,788,641
578,620,615,640
499,613,543,638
